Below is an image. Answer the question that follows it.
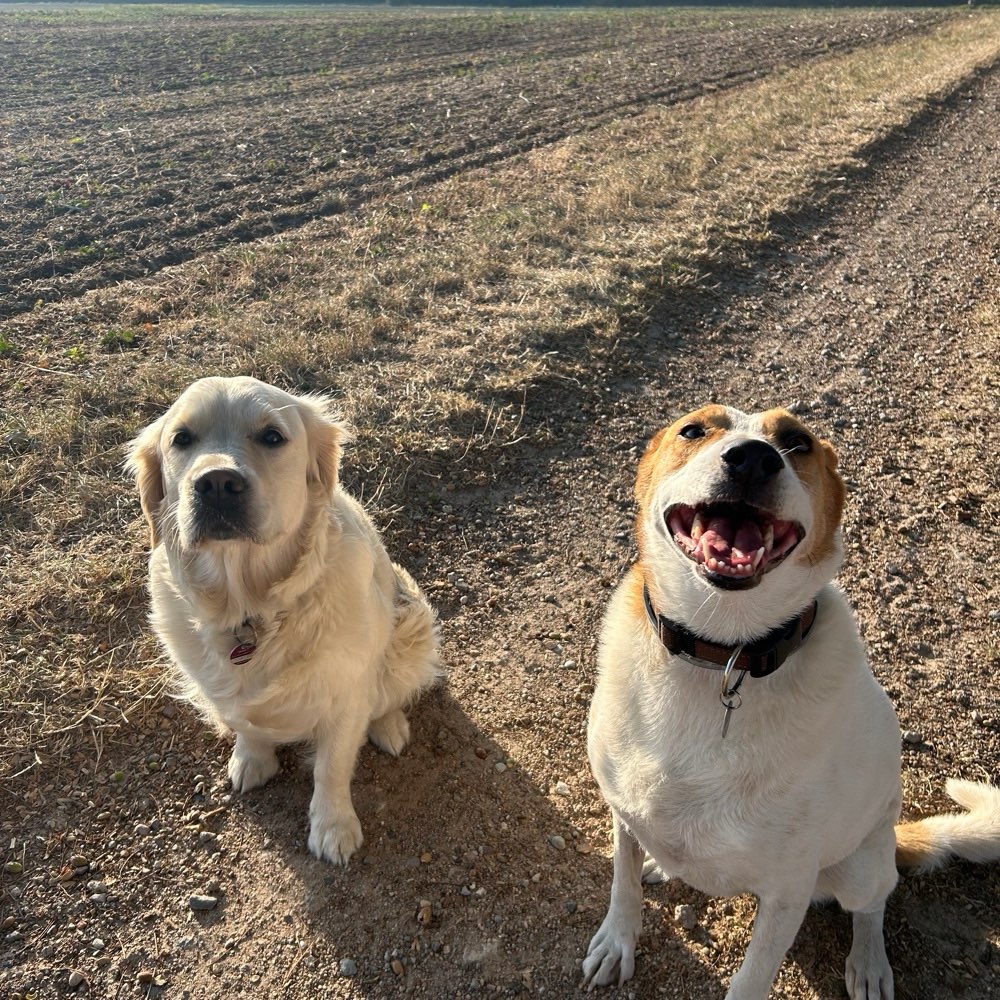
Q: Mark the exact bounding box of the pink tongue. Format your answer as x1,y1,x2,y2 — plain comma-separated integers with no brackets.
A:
702,516,734,558
734,520,763,556
700,516,763,565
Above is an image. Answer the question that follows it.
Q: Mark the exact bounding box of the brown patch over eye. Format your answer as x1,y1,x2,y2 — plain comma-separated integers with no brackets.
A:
634,406,733,545
760,409,845,564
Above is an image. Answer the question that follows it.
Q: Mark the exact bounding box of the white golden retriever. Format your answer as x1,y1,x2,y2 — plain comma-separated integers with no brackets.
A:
584,405,1000,999
127,376,439,864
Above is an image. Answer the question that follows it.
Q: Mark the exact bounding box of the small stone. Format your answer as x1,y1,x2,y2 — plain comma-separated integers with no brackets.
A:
4,861,22,875
420,852,432,863
575,841,593,855
561,660,577,670
417,899,433,926
902,730,922,745
68,970,86,988
189,894,218,911
674,904,697,930
91,938,105,950
391,958,405,976
69,855,89,869
548,835,566,850
494,762,507,773
137,971,154,985
554,781,571,797
134,824,151,836
564,900,577,914
339,958,358,977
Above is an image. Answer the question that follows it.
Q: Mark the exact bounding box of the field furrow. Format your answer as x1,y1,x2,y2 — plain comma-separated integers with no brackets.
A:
1,7,949,319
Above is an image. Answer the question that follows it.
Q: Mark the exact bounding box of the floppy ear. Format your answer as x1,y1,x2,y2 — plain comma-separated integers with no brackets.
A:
297,395,354,495
125,416,166,547
818,437,846,534
634,427,669,507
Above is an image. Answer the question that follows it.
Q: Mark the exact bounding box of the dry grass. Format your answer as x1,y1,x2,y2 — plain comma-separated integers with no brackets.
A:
4,11,1000,778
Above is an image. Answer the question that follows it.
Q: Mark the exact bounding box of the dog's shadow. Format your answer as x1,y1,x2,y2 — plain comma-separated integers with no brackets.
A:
61,685,998,999
187,683,724,997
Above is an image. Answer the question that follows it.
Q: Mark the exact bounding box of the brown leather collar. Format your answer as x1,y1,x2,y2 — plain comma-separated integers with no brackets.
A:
642,583,818,679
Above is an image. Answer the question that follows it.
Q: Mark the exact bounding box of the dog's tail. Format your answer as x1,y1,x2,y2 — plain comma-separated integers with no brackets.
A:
895,779,1000,872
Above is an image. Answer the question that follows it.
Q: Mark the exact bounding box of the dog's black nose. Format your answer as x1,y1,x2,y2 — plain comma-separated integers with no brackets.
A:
194,468,247,501
720,440,784,484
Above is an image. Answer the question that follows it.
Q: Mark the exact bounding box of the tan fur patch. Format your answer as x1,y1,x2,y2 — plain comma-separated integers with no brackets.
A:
634,406,732,556
759,408,845,564
125,418,166,547
894,820,938,869
622,564,648,623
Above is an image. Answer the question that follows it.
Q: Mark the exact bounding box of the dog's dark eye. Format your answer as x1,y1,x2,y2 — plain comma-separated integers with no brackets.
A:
258,427,286,447
171,428,193,448
783,432,813,454
679,424,705,440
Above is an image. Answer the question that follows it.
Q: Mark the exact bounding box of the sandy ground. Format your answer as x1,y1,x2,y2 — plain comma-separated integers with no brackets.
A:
3,29,1000,1000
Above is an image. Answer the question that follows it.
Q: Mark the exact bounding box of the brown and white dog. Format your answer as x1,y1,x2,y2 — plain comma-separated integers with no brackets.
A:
127,376,439,865
583,405,1000,999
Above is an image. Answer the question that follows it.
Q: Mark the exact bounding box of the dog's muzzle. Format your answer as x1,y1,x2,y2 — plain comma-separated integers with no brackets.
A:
190,467,253,541
666,501,803,590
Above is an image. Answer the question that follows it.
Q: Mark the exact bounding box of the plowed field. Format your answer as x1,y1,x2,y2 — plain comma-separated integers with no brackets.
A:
1,5,948,318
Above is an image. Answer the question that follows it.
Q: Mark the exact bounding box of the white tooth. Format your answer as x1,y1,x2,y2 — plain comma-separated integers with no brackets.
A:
763,524,774,550
752,547,765,569
708,557,718,570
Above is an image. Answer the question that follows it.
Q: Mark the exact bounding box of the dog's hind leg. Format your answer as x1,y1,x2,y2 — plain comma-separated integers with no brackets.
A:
817,819,898,1000
368,708,410,756
374,565,439,714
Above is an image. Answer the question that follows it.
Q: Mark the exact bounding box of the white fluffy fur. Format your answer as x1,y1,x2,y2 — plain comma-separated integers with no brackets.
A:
127,376,439,865
583,407,1000,999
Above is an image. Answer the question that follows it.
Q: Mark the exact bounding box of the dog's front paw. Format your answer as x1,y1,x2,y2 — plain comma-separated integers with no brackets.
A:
368,708,410,756
227,738,279,792
582,910,640,989
308,805,363,865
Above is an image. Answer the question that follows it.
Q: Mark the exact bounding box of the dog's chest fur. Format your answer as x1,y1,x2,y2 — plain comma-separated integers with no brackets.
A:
589,580,902,898
148,526,392,743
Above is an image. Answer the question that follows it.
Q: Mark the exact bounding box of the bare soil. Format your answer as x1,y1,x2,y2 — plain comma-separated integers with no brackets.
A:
2,7,999,1000
0,6,948,319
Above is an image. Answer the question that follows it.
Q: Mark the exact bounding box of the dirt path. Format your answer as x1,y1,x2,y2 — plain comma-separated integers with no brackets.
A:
4,30,1000,1000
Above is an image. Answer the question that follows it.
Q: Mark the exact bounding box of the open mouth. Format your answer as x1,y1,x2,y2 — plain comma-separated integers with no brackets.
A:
666,502,803,588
